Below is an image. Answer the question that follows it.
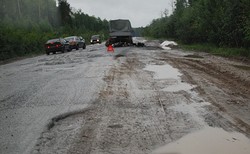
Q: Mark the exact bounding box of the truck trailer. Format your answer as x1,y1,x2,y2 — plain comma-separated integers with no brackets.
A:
106,19,133,47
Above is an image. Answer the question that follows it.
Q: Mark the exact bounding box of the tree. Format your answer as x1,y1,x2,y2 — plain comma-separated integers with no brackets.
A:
144,0,250,49
0,0,109,60
17,0,22,18
58,0,72,27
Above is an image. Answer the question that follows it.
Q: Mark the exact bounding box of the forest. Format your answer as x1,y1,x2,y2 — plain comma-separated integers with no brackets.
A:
144,0,250,57
1,0,249,61
0,0,109,60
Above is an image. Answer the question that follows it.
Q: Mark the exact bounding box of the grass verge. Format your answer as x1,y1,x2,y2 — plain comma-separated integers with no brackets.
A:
180,43,250,58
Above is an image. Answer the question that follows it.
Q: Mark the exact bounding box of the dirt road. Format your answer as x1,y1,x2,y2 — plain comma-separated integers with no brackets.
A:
0,41,250,154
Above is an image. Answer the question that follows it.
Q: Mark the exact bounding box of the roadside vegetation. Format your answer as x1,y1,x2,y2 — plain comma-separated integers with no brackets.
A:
0,0,109,61
180,44,250,58
143,0,250,58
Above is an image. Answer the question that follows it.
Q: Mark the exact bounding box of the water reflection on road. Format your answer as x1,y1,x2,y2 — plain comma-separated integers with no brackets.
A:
153,127,250,154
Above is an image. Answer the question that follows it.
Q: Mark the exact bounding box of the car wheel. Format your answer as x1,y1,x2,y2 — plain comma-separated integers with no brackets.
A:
62,47,65,53
53,51,56,54
76,45,79,50
83,44,86,49
46,52,50,55
68,46,72,51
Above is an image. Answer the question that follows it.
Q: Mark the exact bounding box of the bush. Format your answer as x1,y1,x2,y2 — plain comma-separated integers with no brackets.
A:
0,25,55,61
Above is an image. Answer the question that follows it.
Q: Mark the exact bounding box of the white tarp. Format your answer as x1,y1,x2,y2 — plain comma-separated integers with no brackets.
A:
160,40,178,50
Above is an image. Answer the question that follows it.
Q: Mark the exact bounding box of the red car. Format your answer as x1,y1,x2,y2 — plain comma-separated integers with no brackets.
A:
45,38,71,55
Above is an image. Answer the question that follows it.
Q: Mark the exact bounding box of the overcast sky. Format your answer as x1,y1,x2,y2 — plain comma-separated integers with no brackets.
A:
67,0,174,27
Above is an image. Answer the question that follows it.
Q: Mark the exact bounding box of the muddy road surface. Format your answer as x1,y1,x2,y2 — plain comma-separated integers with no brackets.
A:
0,41,250,154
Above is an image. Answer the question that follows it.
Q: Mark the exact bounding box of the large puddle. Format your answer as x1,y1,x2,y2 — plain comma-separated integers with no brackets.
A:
152,127,250,154
145,64,250,154
144,64,195,92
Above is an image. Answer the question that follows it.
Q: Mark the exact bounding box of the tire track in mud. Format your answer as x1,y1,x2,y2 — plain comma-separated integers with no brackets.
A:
157,54,250,136
178,59,250,134
180,59,250,98
32,51,184,154
31,48,250,154
66,54,173,154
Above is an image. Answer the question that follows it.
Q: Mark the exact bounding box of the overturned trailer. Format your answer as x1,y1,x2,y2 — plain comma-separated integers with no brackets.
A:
105,19,133,47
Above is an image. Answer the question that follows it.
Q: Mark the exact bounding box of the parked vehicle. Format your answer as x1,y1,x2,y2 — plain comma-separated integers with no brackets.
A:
79,36,86,49
90,35,101,44
64,36,86,50
105,19,133,47
45,38,71,55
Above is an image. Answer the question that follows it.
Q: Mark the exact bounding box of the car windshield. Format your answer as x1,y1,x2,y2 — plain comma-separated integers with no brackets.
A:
91,35,99,39
64,37,75,41
46,39,59,43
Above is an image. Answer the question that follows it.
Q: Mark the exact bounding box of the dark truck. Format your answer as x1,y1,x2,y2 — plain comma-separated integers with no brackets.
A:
105,19,133,47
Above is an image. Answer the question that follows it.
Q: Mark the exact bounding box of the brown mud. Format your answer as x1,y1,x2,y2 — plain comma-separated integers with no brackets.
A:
32,46,250,154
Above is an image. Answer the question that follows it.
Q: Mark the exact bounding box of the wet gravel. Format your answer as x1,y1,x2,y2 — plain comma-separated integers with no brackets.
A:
1,41,250,154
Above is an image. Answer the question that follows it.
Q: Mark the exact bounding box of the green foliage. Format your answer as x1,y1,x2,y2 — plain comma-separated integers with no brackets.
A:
0,0,109,61
133,27,144,37
144,0,250,56
0,24,56,61
58,0,72,26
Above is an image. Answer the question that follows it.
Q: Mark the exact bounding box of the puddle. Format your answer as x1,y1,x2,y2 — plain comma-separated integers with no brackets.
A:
152,127,250,154
144,64,181,80
170,101,210,126
162,83,195,92
144,64,195,92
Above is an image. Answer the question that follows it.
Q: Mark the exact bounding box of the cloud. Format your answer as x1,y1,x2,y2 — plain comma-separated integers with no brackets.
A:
67,0,173,27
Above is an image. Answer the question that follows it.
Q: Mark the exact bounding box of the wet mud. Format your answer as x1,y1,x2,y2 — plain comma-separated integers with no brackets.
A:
32,45,250,154
153,127,250,154
2,41,249,154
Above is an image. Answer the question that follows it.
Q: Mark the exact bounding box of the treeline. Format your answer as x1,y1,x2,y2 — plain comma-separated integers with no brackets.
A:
0,0,109,60
144,0,250,56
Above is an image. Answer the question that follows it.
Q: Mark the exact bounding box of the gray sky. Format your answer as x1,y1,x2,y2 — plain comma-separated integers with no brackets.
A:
67,0,174,27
